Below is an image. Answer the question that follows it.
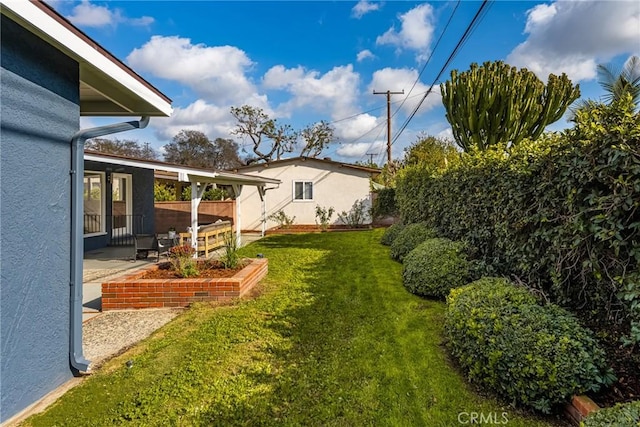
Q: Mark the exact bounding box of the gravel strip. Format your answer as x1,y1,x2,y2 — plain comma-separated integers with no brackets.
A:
83,309,183,368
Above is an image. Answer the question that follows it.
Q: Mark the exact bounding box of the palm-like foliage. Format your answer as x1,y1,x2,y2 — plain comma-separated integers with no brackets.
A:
571,55,640,118
597,55,640,106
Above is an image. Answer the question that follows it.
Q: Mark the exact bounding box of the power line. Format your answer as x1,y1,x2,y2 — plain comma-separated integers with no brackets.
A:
391,0,492,147
390,1,461,122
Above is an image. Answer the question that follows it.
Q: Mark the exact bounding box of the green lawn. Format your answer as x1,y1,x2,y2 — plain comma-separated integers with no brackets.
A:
26,230,565,426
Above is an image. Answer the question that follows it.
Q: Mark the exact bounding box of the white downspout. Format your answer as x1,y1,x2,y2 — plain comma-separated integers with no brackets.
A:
70,116,149,373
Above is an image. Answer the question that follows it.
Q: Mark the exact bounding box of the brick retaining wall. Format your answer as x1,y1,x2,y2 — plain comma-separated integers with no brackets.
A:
102,258,267,310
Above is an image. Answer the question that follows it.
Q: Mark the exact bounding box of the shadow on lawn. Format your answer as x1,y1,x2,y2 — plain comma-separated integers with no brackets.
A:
195,231,567,426
199,231,399,424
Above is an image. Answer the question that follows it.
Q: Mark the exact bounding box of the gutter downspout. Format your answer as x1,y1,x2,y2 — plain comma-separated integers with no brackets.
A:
69,116,150,373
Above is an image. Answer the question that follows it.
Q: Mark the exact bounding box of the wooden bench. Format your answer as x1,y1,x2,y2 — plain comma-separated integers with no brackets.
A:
178,221,232,258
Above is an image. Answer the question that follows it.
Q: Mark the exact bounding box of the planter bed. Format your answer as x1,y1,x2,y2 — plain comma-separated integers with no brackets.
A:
101,258,268,310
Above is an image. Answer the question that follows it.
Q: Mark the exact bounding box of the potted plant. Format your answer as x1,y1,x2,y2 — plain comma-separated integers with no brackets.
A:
168,226,176,239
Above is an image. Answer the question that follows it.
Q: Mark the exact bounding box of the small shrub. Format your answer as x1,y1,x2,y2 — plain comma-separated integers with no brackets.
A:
380,223,405,246
268,210,295,229
444,278,615,413
581,400,640,427
168,245,198,278
337,199,369,227
389,222,436,262
315,205,335,231
402,238,469,298
221,231,240,269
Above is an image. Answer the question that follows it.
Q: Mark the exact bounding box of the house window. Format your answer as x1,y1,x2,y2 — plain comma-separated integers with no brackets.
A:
293,181,313,201
83,171,105,235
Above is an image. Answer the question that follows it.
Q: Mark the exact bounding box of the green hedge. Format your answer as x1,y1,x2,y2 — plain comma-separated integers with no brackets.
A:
389,223,436,262
380,223,405,246
371,188,398,219
581,400,640,427
444,278,615,413
402,238,469,298
397,98,640,343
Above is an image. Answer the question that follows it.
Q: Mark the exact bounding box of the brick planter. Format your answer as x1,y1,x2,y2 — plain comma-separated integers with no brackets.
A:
101,258,268,310
565,395,600,425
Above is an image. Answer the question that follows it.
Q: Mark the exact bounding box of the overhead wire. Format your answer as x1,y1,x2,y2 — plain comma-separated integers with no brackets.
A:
391,0,492,147
389,0,461,122
354,0,462,164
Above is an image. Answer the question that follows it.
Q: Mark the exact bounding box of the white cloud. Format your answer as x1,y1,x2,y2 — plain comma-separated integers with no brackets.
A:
263,64,362,120
351,0,381,19
337,140,385,158
357,49,376,62
368,67,441,116
66,0,153,28
376,3,435,62
127,36,265,106
507,1,640,82
333,113,380,140
436,127,453,141
152,100,235,141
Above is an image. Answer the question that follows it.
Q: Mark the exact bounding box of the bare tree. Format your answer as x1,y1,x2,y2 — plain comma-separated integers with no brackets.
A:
230,105,297,163
300,120,335,158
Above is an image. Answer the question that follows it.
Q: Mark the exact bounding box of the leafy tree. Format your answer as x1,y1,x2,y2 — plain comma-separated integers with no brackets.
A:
85,138,158,159
211,138,244,169
300,120,335,157
441,61,580,151
402,134,459,169
163,130,243,169
230,105,297,163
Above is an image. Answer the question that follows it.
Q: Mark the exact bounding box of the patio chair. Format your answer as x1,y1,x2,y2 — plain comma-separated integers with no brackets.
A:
134,234,159,262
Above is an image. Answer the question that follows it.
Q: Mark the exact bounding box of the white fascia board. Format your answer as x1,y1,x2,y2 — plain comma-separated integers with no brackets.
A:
2,0,172,117
84,153,280,186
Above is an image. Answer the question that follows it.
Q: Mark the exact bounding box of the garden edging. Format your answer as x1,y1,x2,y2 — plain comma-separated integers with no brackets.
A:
101,258,268,310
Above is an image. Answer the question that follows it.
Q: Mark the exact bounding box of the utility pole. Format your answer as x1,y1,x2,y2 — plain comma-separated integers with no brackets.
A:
373,89,404,164
365,152,376,165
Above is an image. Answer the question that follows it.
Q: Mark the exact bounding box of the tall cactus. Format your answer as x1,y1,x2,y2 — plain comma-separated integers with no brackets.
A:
441,61,580,151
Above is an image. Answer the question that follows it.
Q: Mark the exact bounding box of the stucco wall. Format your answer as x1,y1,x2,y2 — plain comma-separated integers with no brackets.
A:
83,161,156,251
0,15,79,422
237,161,373,231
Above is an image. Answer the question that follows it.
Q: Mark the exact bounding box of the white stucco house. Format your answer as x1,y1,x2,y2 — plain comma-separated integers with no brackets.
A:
231,157,380,232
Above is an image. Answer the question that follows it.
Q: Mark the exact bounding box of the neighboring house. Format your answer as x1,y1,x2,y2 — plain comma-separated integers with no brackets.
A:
0,1,172,422
231,157,380,231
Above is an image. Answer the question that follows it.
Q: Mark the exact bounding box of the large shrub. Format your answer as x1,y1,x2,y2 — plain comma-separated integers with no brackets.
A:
581,400,640,427
402,238,469,298
397,98,640,343
444,278,615,413
380,223,405,246
389,223,436,262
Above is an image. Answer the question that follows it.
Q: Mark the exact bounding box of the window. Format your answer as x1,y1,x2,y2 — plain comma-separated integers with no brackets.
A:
293,181,313,201
83,171,105,235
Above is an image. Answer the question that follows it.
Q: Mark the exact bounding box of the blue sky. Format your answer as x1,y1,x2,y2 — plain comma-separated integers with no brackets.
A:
50,0,640,165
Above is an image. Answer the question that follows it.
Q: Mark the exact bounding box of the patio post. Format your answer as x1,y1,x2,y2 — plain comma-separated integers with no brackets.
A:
190,182,205,258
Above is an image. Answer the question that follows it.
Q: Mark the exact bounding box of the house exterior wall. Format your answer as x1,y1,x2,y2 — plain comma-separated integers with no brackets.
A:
0,15,79,422
237,161,373,231
83,161,155,251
